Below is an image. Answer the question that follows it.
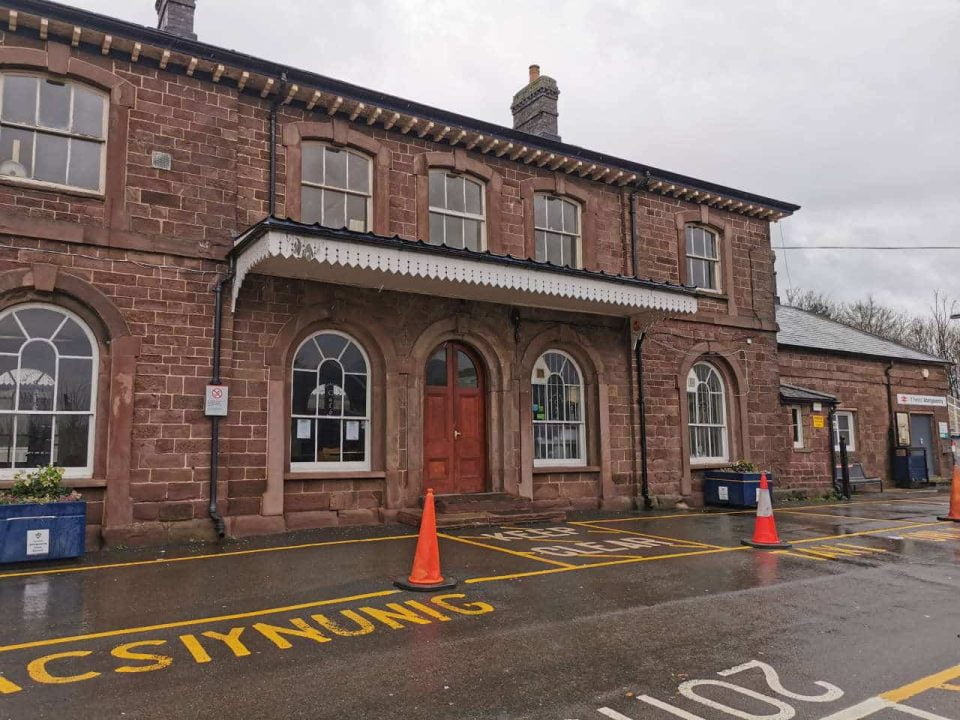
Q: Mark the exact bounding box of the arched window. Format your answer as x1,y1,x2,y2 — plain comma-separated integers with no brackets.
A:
0,304,97,477
0,73,108,193
428,170,485,251
290,331,370,470
532,350,585,466
301,142,372,231
685,225,720,291
534,193,580,268
687,361,728,462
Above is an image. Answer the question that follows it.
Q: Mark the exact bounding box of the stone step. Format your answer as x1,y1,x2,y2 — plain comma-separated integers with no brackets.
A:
429,492,533,514
397,507,567,529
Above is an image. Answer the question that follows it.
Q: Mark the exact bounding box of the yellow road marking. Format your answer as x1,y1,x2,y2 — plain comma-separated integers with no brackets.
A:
779,509,879,523
880,663,960,702
835,542,889,553
0,589,400,655
569,521,724,549
938,683,960,692
775,550,827,562
790,520,946,545
0,534,417,582
437,533,577,569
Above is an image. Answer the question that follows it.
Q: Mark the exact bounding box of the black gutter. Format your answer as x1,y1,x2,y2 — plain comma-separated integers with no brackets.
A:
207,262,234,539
5,0,801,214
230,216,698,297
634,334,652,510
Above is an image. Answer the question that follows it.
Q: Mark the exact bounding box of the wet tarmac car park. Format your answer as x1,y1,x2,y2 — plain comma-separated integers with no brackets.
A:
1,491,959,719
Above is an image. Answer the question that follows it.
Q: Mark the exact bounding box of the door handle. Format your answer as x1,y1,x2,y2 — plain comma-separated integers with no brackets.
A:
454,429,462,440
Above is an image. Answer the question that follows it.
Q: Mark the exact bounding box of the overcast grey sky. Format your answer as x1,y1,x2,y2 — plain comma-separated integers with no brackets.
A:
73,0,960,314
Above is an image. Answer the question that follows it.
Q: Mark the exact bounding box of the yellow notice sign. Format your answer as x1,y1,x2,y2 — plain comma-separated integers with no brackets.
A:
812,415,825,429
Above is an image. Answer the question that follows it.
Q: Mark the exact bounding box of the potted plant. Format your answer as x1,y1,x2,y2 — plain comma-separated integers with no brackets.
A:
702,461,774,508
0,466,86,564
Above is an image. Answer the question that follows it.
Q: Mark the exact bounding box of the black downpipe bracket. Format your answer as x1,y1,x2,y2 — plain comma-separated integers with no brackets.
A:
208,264,234,538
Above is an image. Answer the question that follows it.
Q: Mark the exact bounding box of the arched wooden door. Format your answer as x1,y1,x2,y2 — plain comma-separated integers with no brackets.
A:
423,342,487,494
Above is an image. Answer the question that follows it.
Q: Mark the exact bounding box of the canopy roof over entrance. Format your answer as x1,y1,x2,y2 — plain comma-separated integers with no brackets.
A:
228,218,698,317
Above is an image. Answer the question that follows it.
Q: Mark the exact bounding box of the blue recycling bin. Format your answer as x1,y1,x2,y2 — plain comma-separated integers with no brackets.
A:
702,472,774,508
0,501,86,564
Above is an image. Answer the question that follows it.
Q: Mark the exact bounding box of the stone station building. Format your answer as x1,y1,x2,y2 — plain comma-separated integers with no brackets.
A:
0,0,950,546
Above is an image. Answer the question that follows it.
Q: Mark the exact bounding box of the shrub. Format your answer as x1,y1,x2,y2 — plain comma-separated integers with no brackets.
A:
726,460,761,473
0,466,81,505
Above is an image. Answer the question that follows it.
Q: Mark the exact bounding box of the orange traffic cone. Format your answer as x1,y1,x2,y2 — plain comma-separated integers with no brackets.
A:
938,463,960,523
741,473,792,549
394,488,457,591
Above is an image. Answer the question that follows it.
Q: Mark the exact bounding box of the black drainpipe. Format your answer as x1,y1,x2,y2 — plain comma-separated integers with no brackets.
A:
628,185,640,278
634,333,652,510
885,361,897,480
827,405,838,493
208,261,234,538
268,73,287,217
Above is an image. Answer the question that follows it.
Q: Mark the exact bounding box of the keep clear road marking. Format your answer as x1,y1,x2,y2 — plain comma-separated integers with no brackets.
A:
568,521,726,549
437,533,577,569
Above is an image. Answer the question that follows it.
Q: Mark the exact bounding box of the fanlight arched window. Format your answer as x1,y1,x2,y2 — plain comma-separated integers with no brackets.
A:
0,304,97,476
687,361,728,462
532,350,585,466
290,331,370,470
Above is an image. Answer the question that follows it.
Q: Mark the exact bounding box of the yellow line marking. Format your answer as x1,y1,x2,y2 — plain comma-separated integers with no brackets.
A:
880,663,960,702
937,683,960,692
0,534,417,582
775,550,827,562
437,533,577,569
0,589,400,655
835,542,890,553
790,520,946,545
779,509,880,522
465,545,750,583
569,521,724,549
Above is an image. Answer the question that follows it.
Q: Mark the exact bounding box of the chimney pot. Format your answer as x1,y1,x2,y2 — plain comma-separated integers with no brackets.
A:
156,0,197,40
529,64,540,83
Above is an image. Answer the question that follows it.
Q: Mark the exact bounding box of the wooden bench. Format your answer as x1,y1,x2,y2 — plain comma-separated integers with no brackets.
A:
834,463,883,493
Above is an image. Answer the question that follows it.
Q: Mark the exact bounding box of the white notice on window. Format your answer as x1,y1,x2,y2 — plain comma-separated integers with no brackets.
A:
296,419,312,439
718,486,729,501
345,421,360,441
26,529,50,556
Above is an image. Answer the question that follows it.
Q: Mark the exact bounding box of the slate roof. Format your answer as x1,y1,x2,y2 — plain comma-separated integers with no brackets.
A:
776,305,949,365
779,383,839,404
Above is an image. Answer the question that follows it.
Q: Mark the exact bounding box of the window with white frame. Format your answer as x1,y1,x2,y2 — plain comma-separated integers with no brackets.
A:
685,225,720,291
428,170,485,251
532,350,585,466
301,143,372,232
790,406,804,449
687,361,728,462
833,411,856,451
534,193,580,268
0,73,108,193
0,304,97,477
290,331,370,470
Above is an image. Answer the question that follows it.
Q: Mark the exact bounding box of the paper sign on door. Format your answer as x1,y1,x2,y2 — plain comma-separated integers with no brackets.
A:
296,419,312,439
345,421,360,441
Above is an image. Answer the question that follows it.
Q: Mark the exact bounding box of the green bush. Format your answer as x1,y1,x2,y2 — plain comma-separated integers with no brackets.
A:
726,460,761,473
0,466,81,505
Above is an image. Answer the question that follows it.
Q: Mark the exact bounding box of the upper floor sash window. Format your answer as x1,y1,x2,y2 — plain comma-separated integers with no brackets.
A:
428,170,485,251
301,142,372,232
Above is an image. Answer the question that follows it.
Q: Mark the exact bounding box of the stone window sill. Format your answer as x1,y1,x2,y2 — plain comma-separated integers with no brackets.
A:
0,477,106,490
533,465,600,475
284,470,386,481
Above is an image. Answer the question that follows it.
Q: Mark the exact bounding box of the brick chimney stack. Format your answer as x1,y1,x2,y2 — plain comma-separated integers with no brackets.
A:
510,64,560,142
156,0,197,40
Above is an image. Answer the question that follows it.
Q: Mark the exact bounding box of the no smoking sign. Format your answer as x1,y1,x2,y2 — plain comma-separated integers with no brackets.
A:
205,384,229,417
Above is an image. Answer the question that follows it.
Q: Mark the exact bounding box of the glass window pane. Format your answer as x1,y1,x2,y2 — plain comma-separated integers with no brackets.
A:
0,126,35,179
562,235,576,268
445,174,465,212
533,423,546,460
18,308,65,340
457,351,478,387
316,419,341,463
0,415,12,468
2,75,38,125
704,233,717,259
57,358,92,411
546,233,562,266
324,148,347,189
38,80,70,130
15,414,52,468
546,197,563,231
463,219,481,251
72,86,104,138
340,343,365,374
291,370,315,415
428,170,445,208
316,334,347,359
343,374,367,417
290,418,314,463
293,340,321,370
535,230,547,262
464,179,482,215
0,313,25,354
302,144,324,185
444,215,464,249
18,341,56,412
321,190,346,229
346,194,367,232
347,152,369,193
562,200,578,234
534,194,547,228
0,355,16,411
34,133,68,186
428,211,444,246
52,319,91,357
301,186,323,225
426,347,447,386
685,227,695,255
53,415,89,468
68,138,102,191
342,420,365,462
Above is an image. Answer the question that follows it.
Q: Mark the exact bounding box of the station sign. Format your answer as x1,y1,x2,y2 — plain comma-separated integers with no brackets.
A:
896,394,947,407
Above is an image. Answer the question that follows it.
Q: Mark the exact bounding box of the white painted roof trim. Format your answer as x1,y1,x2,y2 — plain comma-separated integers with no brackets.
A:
230,230,698,315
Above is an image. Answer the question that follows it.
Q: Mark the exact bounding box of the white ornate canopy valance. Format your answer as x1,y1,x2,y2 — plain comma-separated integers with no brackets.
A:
230,224,698,317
